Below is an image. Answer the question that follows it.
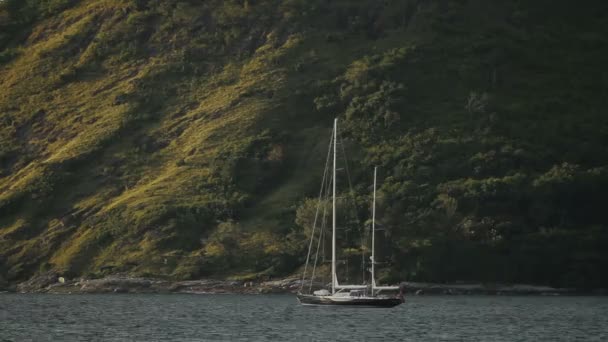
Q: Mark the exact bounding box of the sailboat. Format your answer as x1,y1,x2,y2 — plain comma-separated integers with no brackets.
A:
297,119,404,307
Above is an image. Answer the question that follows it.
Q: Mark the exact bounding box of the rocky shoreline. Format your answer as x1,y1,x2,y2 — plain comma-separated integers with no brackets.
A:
2,272,603,295
9,273,306,295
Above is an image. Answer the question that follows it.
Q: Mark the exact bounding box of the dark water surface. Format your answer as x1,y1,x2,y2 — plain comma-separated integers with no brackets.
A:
1,294,607,341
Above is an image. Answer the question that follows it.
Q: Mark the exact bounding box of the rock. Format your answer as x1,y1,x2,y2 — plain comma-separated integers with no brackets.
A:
0,275,7,290
100,265,116,272
496,284,563,295
258,286,284,294
259,278,299,293
71,276,161,294
16,271,58,293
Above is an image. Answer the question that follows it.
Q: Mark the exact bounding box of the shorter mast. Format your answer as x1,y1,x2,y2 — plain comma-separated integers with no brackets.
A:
369,166,400,293
371,167,377,295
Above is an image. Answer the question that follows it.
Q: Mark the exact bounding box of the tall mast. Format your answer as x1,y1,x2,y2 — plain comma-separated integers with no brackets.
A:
371,166,377,295
331,118,337,295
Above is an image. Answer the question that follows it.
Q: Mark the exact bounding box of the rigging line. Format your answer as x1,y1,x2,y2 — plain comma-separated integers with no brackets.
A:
321,176,329,263
300,128,334,293
338,124,367,284
309,134,335,291
320,217,325,263
338,128,361,214
338,128,357,214
337,131,364,233
301,129,333,291
309,183,330,293
310,169,332,291
320,171,331,264
345,228,349,283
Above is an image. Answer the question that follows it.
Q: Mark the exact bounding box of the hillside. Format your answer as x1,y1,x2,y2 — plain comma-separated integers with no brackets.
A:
1,0,608,289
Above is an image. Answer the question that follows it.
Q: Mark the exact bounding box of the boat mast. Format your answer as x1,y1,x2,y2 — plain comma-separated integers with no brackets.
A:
331,118,337,295
371,166,377,295
368,167,401,293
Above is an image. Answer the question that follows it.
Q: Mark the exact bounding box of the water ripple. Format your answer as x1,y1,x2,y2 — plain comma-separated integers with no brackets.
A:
0,294,607,341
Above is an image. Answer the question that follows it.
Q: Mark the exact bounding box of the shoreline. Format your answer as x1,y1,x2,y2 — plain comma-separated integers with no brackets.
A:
2,274,604,296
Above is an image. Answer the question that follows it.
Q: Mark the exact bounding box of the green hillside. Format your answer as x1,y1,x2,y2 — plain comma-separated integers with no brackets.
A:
1,0,607,289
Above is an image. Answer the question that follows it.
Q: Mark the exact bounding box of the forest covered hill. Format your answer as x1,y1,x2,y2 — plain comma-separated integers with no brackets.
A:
1,0,608,289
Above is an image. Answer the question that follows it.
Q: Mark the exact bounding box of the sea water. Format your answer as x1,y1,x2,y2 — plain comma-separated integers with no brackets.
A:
1,294,607,341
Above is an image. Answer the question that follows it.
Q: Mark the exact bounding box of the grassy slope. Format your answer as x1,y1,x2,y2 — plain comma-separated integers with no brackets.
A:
1,0,607,287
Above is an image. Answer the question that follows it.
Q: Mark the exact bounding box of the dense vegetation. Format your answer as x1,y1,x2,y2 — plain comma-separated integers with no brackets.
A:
1,0,607,289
